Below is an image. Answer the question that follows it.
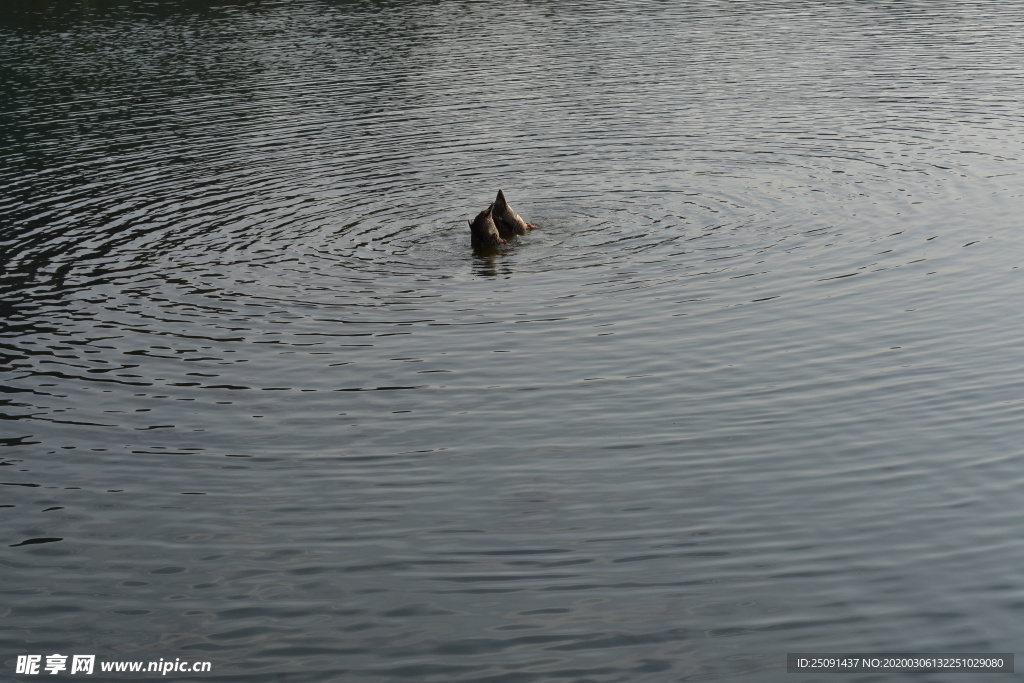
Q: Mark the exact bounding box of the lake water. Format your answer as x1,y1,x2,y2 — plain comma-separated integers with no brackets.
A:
3,1,1024,681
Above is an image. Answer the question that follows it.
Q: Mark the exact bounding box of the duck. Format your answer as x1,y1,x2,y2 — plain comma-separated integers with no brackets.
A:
469,190,539,247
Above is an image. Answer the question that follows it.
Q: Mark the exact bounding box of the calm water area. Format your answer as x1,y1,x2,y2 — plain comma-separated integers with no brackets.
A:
3,1,1024,680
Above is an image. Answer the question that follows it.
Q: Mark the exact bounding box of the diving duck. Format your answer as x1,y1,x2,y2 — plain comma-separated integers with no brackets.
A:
469,190,539,247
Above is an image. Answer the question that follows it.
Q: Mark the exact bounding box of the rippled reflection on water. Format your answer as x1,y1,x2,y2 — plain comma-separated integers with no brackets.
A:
3,1,1024,681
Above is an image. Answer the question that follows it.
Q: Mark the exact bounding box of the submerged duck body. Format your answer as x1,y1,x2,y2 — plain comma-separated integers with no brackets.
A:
468,206,505,249
469,190,539,247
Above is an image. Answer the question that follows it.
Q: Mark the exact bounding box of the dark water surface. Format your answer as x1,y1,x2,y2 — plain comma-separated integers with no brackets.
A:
3,1,1024,680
